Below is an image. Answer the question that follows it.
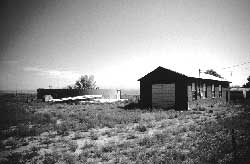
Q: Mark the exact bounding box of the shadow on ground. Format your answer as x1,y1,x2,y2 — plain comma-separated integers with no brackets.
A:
119,102,142,110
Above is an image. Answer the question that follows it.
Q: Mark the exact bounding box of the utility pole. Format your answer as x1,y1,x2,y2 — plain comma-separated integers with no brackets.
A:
199,69,201,78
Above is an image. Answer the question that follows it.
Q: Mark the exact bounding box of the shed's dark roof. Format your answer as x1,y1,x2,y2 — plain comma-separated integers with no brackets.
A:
138,66,230,83
138,66,187,81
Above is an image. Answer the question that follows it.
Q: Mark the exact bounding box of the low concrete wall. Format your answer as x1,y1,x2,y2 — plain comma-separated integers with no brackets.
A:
37,89,118,99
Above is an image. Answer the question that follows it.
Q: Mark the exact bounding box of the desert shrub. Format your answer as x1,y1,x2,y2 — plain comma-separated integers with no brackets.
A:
73,131,82,140
76,112,98,129
41,138,53,145
216,113,222,119
22,147,40,161
127,147,188,164
126,134,137,140
62,153,76,164
140,112,156,122
154,132,167,144
56,104,66,109
5,147,39,164
154,111,168,121
7,152,23,164
193,106,206,111
171,128,181,136
135,123,147,132
89,131,99,140
167,110,179,119
68,141,78,152
56,122,70,136
98,111,140,127
165,149,187,163
81,141,96,150
180,125,189,133
79,145,102,160
188,123,198,132
43,153,60,164
5,137,19,149
208,109,213,113
138,137,153,147
101,130,112,137
101,144,115,153
100,153,111,162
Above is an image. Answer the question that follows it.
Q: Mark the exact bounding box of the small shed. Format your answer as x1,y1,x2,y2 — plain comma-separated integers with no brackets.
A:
138,66,230,110
230,87,250,101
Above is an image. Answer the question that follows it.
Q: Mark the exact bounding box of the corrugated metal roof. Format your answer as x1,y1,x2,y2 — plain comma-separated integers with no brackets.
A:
189,73,229,82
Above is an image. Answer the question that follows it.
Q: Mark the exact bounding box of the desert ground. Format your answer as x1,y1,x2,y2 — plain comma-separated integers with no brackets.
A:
0,93,250,164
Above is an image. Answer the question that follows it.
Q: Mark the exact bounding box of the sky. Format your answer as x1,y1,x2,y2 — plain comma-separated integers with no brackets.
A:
0,0,250,90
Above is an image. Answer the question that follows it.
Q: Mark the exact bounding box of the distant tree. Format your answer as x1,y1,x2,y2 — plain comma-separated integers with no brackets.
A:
204,69,223,78
243,75,250,88
66,85,74,89
73,75,96,89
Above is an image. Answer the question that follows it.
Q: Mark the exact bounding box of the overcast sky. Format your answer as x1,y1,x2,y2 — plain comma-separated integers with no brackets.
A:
0,0,250,90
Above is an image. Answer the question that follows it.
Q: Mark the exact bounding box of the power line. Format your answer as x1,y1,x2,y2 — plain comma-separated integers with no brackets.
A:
199,61,250,79
221,61,250,70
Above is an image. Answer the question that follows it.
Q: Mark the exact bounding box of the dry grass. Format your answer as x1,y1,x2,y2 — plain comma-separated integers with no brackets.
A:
0,93,250,163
